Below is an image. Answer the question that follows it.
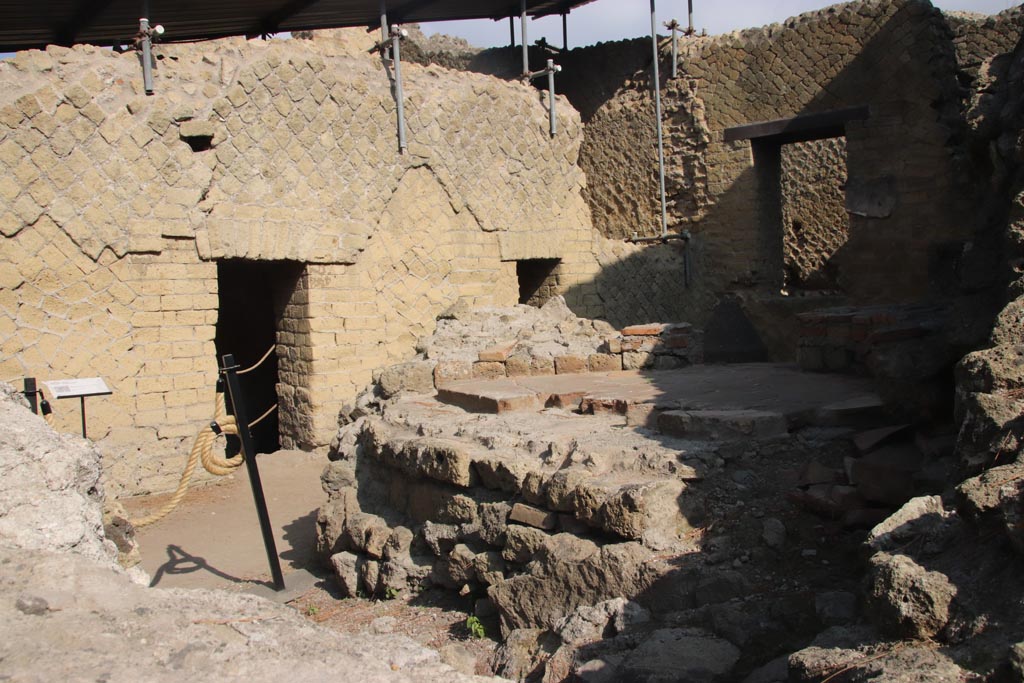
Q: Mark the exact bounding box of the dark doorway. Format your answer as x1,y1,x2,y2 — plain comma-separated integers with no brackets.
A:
516,258,561,306
727,107,866,294
215,259,303,454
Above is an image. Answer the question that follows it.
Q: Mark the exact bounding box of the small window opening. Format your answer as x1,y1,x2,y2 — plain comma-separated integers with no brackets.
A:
516,258,561,307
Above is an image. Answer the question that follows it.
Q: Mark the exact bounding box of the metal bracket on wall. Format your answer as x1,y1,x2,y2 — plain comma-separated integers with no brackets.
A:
628,231,694,287
373,4,408,154
527,59,562,137
135,18,164,96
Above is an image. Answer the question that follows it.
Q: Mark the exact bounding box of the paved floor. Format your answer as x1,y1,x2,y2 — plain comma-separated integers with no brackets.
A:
121,449,327,600
438,363,882,419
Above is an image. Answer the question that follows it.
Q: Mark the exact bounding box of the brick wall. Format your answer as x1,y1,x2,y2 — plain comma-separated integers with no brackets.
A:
0,30,610,496
781,138,848,290
569,0,1019,325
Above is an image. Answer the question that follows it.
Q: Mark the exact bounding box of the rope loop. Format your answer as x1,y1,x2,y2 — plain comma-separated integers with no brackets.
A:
237,344,277,376
129,391,276,529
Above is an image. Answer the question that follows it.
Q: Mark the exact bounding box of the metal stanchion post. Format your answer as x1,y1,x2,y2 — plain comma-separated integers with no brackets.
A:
23,378,38,414
221,353,285,591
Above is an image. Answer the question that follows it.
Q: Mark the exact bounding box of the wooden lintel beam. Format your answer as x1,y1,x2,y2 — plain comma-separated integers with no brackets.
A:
724,105,870,144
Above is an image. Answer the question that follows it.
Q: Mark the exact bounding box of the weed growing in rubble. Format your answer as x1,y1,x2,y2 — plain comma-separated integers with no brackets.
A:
305,604,320,617
385,587,401,600
465,615,486,639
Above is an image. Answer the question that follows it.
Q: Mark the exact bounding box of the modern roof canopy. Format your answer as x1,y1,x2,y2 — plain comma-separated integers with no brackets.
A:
0,0,597,53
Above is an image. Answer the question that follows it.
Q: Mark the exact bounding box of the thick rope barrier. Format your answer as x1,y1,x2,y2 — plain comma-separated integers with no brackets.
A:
129,346,278,529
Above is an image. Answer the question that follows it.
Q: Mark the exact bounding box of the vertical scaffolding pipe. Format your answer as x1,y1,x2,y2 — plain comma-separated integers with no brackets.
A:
670,21,678,78
139,17,154,96
562,13,568,51
379,0,389,57
221,354,286,591
391,26,407,154
547,59,557,137
688,0,694,34
650,0,668,237
510,16,516,54
521,0,529,77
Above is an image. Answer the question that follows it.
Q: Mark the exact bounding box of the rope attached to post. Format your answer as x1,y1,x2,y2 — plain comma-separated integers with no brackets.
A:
129,346,278,529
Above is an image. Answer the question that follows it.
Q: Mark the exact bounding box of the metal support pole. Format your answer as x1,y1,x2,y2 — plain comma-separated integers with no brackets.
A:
221,353,286,591
521,0,529,77
379,0,389,59
79,396,87,438
23,378,38,415
688,0,694,35
528,60,561,137
651,0,669,238
670,20,679,78
139,18,154,96
391,25,407,154
684,235,692,287
562,13,568,51
510,16,516,55
547,61,557,137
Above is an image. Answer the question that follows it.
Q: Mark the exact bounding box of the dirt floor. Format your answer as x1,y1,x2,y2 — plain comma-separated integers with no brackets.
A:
292,582,500,675
122,448,326,591
121,447,498,672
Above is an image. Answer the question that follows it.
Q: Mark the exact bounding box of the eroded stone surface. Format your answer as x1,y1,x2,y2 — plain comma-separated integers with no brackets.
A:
0,383,503,683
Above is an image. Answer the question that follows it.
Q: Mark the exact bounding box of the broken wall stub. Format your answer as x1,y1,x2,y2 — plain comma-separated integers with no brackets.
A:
0,30,617,496
573,0,1017,326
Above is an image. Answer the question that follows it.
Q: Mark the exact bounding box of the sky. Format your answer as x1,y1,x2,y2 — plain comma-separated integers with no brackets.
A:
422,0,1016,49
0,0,1013,59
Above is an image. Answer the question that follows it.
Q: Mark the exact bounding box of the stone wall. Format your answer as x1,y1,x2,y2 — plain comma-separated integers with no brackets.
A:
781,137,848,290
948,8,1023,84
0,30,615,496
570,0,1011,325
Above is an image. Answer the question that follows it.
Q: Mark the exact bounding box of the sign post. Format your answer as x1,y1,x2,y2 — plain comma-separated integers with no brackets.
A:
42,377,112,438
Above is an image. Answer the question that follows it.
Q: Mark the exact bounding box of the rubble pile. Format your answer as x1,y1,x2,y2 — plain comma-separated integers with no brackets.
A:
316,297,1001,681
373,297,704,396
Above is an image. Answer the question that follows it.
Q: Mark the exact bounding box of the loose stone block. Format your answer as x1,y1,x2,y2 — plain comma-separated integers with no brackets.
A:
509,503,558,531
434,360,473,386
622,351,654,370
479,341,517,362
621,323,667,336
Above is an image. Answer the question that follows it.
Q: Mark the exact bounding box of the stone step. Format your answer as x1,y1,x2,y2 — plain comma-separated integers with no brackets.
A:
811,394,888,428
436,376,603,414
657,409,789,440
436,380,542,414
